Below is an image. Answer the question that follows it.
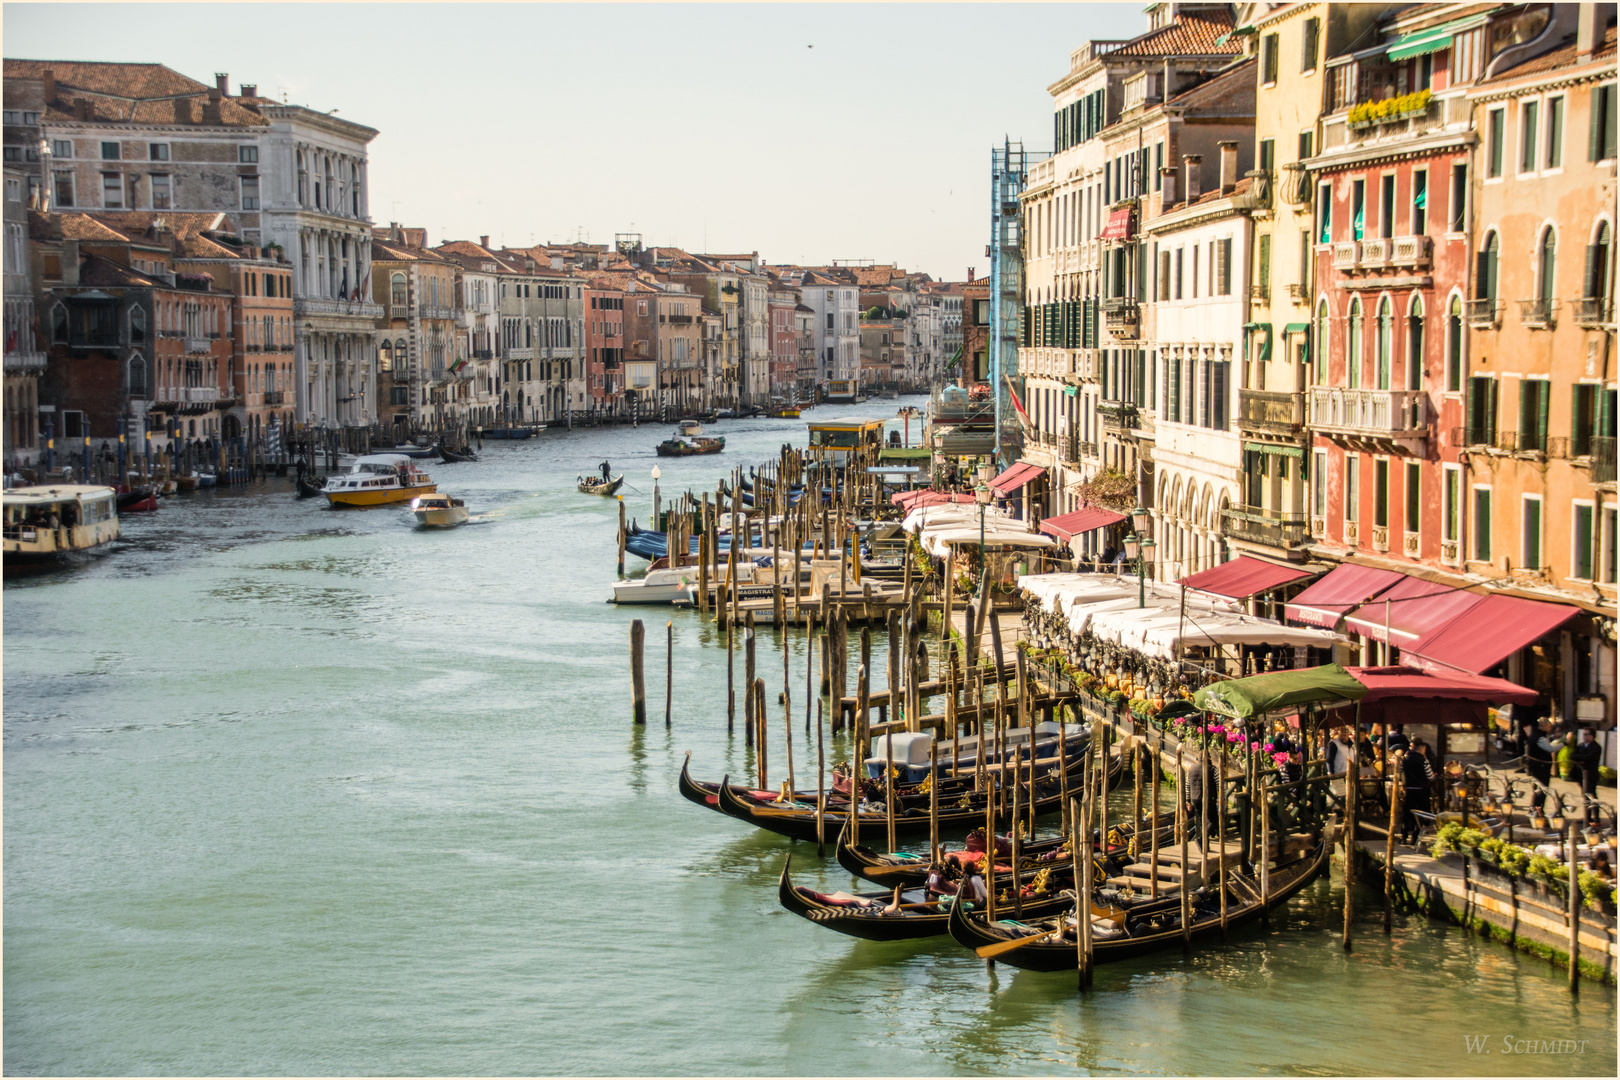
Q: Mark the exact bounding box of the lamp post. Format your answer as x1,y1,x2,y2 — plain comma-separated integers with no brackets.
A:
1122,504,1156,608
651,464,662,526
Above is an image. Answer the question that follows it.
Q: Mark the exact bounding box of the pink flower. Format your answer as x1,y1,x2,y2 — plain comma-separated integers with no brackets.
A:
1272,752,1290,766
1250,741,1262,751
1227,731,1242,743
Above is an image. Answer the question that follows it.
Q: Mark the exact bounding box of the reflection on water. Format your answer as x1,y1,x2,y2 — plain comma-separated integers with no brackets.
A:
5,400,1615,1076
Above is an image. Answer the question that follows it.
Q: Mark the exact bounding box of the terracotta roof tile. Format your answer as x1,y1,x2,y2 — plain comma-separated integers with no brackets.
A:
1104,12,1240,59
1485,24,1616,82
77,253,160,288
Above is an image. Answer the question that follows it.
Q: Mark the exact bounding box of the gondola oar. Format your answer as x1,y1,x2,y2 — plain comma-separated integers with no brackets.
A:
975,924,1066,959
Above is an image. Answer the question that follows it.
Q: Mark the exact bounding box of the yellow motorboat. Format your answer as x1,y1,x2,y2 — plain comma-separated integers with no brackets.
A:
325,454,437,508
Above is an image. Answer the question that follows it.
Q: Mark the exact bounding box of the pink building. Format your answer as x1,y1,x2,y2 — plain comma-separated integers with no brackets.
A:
585,283,625,416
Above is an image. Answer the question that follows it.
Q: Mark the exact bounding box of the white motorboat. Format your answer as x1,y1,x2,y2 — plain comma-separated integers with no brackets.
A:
411,493,468,528
612,565,702,605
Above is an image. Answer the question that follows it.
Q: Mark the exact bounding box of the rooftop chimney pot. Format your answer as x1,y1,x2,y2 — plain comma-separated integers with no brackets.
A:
480,235,489,249
239,83,257,99
215,73,229,96
42,69,56,103
1218,140,1239,193
1160,166,1178,208
1183,154,1202,203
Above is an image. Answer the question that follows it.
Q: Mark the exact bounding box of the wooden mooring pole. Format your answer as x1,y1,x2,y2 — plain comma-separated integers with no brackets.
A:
629,619,646,725
665,620,673,727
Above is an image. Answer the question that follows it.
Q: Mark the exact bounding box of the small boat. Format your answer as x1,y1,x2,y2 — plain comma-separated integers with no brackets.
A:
175,474,199,492
295,475,326,499
196,472,217,488
325,454,437,508
439,445,479,463
944,834,1332,970
765,404,801,419
677,419,703,437
578,474,624,496
655,433,725,457
3,485,121,574
611,565,700,604
482,425,544,439
117,486,158,513
411,493,468,528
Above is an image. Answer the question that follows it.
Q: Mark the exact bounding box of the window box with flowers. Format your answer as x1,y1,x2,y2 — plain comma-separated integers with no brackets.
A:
1346,89,1432,131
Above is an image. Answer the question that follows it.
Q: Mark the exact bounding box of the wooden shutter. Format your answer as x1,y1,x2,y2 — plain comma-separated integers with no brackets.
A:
1591,86,1606,161
1537,380,1550,449
1584,244,1599,298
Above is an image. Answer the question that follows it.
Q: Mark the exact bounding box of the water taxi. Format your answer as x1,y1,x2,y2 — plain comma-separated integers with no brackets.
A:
411,493,468,528
2,484,120,574
325,454,437,508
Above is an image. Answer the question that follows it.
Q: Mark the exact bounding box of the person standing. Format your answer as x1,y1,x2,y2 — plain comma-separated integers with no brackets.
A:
1522,720,1555,814
1572,729,1604,828
1400,741,1436,846
1385,724,1410,755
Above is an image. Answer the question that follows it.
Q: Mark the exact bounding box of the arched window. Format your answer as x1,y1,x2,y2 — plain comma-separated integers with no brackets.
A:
1537,226,1557,303
1315,298,1329,384
390,272,406,308
1347,296,1363,388
130,306,146,345
128,355,146,398
1406,295,1425,391
1446,295,1463,392
1375,295,1392,389
1477,231,1500,300
379,341,393,372
1587,221,1613,306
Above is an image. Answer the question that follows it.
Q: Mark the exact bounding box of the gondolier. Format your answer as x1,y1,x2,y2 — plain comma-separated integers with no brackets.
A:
1399,741,1435,846
599,461,612,482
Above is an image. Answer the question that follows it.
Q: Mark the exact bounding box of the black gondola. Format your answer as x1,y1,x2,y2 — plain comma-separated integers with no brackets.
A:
295,475,326,499
439,445,479,463
943,834,1332,971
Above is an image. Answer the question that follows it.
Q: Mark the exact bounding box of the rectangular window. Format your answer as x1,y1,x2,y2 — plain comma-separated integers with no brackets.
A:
1449,163,1467,231
1314,450,1328,517
51,139,72,158
1522,496,1542,569
1473,488,1492,562
1592,83,1617,161
1346,454,1360,522
1158,249,1171,301
1262,33,1279,84
150,173,171,209
1443,467,1460,542
1520,100,1539,172
1545,95,1564,168
1216,238,1232,295
239,145,258,164
101,172,122,208
1259,138,1275,174
1299,130,1313,160
1317,183,1332,242
1174,248,1183,300
100,140,119,160
1487,108,1506,177
149,142,169,161
1302,17,1320,71
1411,169,1427,234
1405,461,1420,535
1153,141,1163,191
1351,179,1365,240
52,171,73,208
1374,459,1389,528
1604,506,1618,584
1379,174,1395,239
1572,383,1598,456
1573,503,1595,580
1519,377,1549,452
1466,375,1497,443
240,175,259,210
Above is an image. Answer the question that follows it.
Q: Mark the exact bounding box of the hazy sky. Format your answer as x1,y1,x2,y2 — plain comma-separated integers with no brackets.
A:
3,2,1147,280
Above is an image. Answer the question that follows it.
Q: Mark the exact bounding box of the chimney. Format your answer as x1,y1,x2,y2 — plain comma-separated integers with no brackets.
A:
1218,140,1238,193
202,89,222,124
42,69,55,104
215,73,230,97
173,98,193,124
1160,166,1178,207
239,83,257,99
1183,154,1202,203
967,267,975,283
73,97,92,121
1577,2,1602,56
480,235,490,249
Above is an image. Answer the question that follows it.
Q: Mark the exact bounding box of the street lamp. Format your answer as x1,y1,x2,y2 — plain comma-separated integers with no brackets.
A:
975,478,994,592
1122,505,1157,608
651,464,662,526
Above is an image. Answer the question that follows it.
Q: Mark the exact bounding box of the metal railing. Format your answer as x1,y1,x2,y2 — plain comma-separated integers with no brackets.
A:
1464,299,1501,327
1220,507,1309,549
1573,298,1613,325
1249,283,1270,302
1518,299,1558,328
1097,401,1138,429
1238,389,1303,434
1594,436,1617,484
262,390,285,405
185,337,211,354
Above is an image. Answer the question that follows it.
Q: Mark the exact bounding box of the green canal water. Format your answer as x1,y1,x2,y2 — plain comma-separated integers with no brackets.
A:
5,399,1616,1076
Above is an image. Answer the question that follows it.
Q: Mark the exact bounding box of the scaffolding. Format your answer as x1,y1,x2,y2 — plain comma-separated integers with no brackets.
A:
988,139,1049,468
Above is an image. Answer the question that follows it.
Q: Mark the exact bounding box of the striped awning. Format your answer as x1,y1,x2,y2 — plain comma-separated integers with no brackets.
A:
1386,16,1477,61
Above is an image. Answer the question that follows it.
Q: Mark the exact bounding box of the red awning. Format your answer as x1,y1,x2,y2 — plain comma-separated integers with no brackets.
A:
1342,666,1540,706
1176,555,1315,600
1403,594,1580,674
989,461,1045,495
1039,506,1126,542
1342,577,1485,646
1099,207,1134,241
1283,564,1406,628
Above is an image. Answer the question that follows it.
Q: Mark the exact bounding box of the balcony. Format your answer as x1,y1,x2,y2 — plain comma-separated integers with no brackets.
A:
664,314,693,325
1078,439,1099,458
295,297,384,319
1332,242,1360,270
1097,401,1138,430
1574,297,1613,326
1238,389,1304,435
390,304,410,319
1593,436,1617,485
423,306,455,321
1518,299,1558,329
1287,283,1308,301
1102,298,1139,339
1388,235,1431,268
262,390,285,405
1221,507,1310,550
473,349,494,360
185,337,211,354
181,386,219,403
1464,299,1501,328
1359,238,1388,268
1249,283,1269,302
1308,387,1426,447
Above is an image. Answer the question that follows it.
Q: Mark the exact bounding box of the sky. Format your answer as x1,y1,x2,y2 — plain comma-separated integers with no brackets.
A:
2,2,1149,281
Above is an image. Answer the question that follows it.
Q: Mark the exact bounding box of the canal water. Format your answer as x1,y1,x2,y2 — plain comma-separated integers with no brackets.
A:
5,399,1615,1076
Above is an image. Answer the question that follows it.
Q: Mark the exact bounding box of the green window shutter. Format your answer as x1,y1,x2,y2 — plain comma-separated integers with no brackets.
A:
1590,86,1603,161
1583,244,1598,298
1258,234,1271,289
1601,387,1617,437
1537,380,1550,448
1525,498,1541,568
1466,378,1479,439
1518,379,1530,449
1489,377,1500,433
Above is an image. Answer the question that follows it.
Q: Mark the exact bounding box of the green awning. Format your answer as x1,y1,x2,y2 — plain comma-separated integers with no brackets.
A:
1282,322,1310,335
1245,441,1303,458
1386,17,1476,62
1193,664,1368,720
1063,385,1077,397
879,447,930,461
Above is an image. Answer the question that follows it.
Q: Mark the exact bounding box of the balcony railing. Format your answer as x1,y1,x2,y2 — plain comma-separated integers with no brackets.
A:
1360,238,1388,268
1249,283,1269,302
296,297,384,319
262,390,285,405
1593,436,1617,484
1574,297,1613,326
1238,389,1304,435
181,386,219,403
1389,235,1431,268
473,349,494,360
1464,299,1501,328
185,337,211,354
1518,299,1558,328
1079,440,1099,458
1332,242,1360,270
1220,507,1310,549
390,305,410,319
1308,386,1426,442
1098,401,1138,430
1287,283,1308,301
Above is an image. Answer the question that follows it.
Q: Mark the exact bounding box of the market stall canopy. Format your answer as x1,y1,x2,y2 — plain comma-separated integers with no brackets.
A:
988,461,1046,496
1193,664,1368,719
1341,577,1484,646
891,489,976,507
924,527,1056,558
1039,506,1127,542
1341,666,1540,705
1284,563,1405,628
1402,593,1580,675
1092,607,1340,660
902,503,1010,533
1176,555,1314,600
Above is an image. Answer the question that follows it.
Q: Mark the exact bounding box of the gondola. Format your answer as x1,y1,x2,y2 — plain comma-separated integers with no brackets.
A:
777,854,1084,941
655,434,725,457
944,832,1332,970
677,753,844,810
117,486,158,513
711,752,1121,843
578,474,624,496
295,475,326,499
439,445,479,463
837,820,1178,886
